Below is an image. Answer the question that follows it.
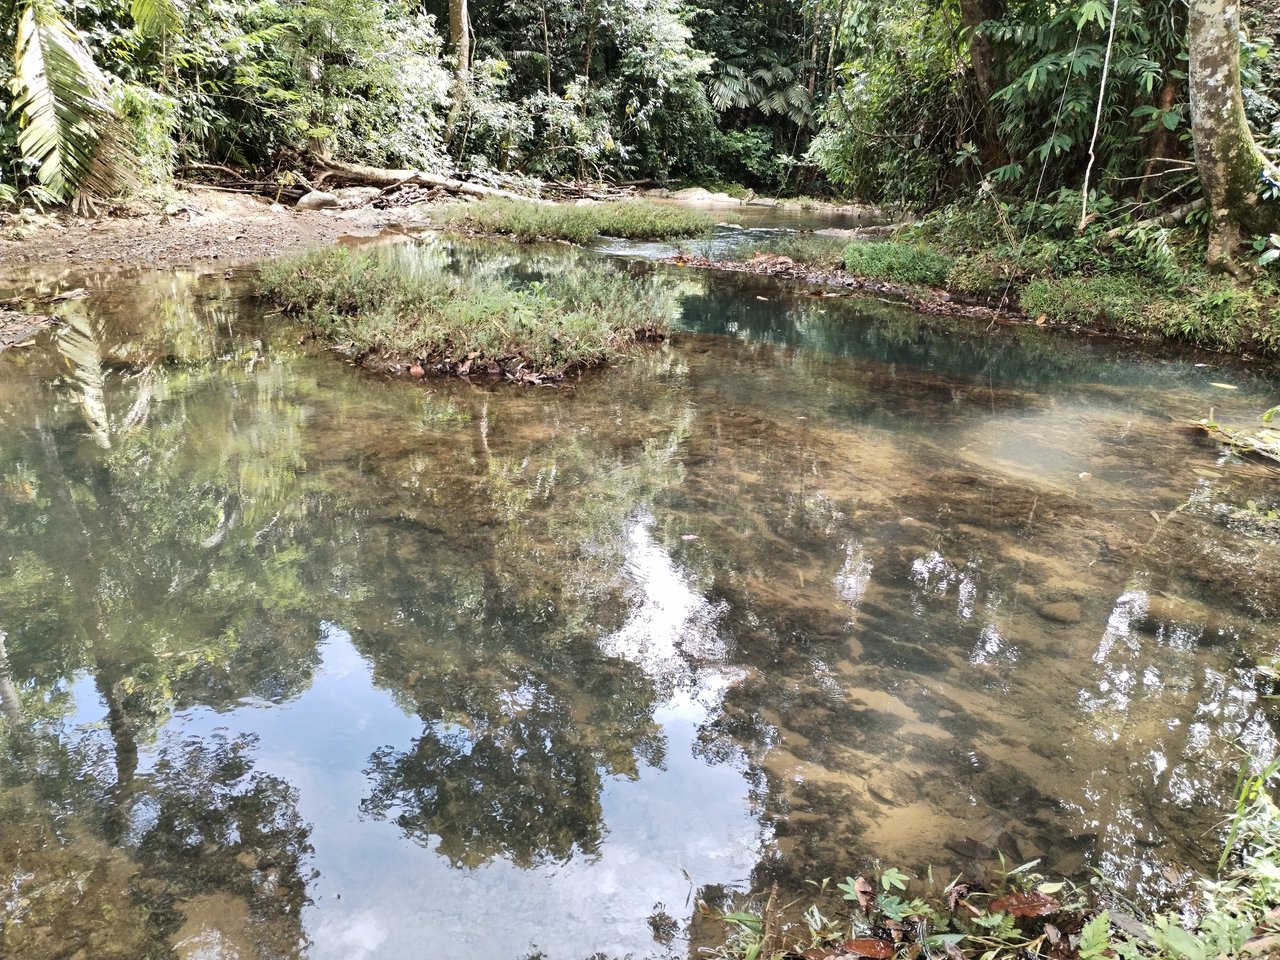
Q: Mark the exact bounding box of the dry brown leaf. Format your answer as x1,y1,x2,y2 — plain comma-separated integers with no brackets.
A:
990,891,1060,917
853,875,875,914
839,937,895,959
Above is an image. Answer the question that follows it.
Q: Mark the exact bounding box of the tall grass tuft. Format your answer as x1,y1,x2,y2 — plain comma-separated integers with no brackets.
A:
433,198,715,243
842,240,955,286
258,247,678,381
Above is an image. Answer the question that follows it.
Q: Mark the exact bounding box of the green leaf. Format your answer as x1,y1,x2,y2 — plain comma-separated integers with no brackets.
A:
1076,0,1109,29
1006,859,1041,876
880,867,910,891
724,912,763,935
1153,917,1206,960
1078,910,1110,959
130,0,182,37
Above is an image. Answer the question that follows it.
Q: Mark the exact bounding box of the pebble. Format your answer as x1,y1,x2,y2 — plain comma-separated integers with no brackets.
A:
1037,600,1083,624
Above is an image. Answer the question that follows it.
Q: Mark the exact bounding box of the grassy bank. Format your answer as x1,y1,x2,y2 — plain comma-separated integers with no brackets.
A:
432,197,715,243
258,247,676,382
708,762,1280,960
709,201,1280,355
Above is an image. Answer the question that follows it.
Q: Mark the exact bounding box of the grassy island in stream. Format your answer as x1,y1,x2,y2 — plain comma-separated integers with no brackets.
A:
258,247,677,382
432,197,716,243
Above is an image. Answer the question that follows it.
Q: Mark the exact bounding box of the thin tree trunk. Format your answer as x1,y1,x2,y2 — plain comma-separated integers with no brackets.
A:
542,1,553,96
1140,77,1181,195
1188,0,1280,270
445,0,472,145
582,0,595,118
450,0,471,76
958,0,1008,169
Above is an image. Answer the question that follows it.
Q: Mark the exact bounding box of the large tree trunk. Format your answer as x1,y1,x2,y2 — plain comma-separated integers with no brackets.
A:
1188,0,1280,270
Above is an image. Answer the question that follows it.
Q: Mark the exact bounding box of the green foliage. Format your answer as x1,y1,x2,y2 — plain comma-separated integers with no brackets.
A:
129,0,180,38
282,0,452,168
709,765,1280,960
946,253,1011,297
707,125,794,193
985,0,1184,190
807,0,1207,212
843,240,954,286
450,0,717,182
257,246,678,379
433,197,714,242
808,0,967,206
1020,274,1145,327
1257,232,1280,268
1019,271,1277,350
0,0,454,197
113,80,175,188
7,0,137,199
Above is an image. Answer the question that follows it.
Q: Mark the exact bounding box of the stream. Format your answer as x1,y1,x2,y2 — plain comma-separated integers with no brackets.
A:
1,220,1279,960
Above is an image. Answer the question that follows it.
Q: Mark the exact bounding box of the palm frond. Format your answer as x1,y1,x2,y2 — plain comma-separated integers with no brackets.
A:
130,0,182,37
9,0,135,199
56,306,111,449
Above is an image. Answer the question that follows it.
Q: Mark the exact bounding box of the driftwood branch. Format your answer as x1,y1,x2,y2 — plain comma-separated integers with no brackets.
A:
1104,198,1205,238
312,159,545,203
175,162,251,181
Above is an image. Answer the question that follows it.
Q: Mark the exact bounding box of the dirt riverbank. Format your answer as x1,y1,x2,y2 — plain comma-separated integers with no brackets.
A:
0,187,434,275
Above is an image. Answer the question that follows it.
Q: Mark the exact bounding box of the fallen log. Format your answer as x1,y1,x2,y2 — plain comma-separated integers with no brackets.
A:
0,310,56,352
312,159,546,204
1103,199,1205,239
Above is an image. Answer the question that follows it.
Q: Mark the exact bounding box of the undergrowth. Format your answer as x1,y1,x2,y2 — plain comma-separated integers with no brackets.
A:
433,198,715,243
706,759,1280,960
841,240,955,287
257,247,677,381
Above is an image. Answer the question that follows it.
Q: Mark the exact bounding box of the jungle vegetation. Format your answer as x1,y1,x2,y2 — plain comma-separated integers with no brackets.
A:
0,0,1277,270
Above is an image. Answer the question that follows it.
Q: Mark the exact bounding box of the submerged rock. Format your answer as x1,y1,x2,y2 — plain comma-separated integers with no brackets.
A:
1036,600,1083,624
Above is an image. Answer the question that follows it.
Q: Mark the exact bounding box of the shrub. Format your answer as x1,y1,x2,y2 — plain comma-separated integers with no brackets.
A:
945,253,1011,297
1019,275,1149,329
114,83,178,192
1020,274,1278,351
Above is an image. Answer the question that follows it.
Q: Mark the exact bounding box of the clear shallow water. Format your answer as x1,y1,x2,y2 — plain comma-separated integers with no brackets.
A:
1,242,1280,959
592,196,886,261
